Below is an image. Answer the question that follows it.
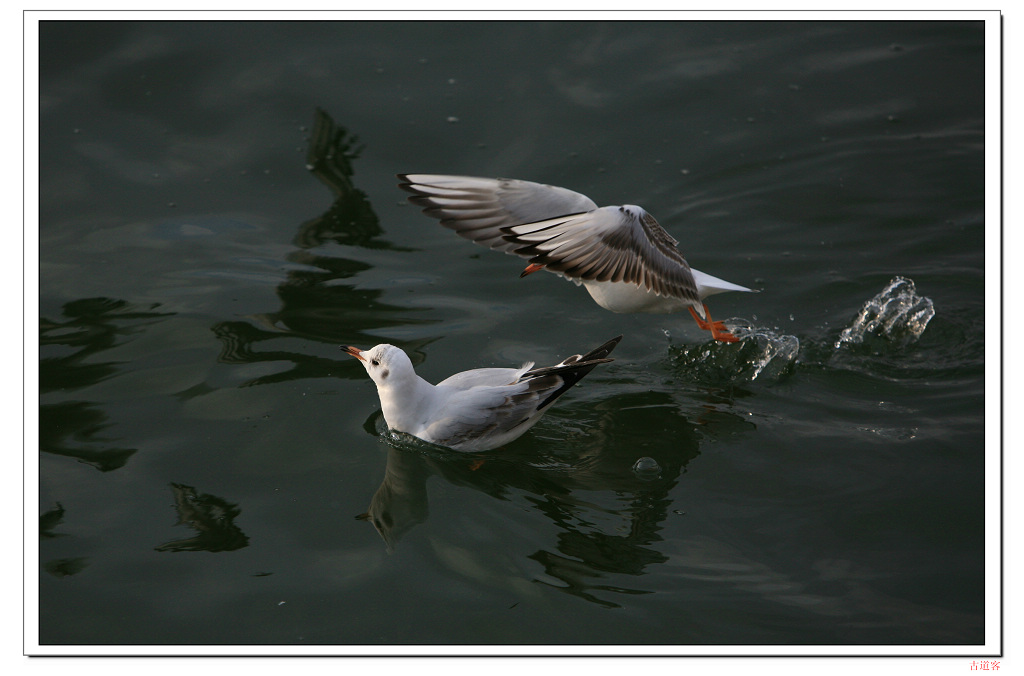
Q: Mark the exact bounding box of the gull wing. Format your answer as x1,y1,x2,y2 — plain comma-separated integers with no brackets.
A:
425,336,622,450
435,364,534,390
398,174,599,252
503,205,701,303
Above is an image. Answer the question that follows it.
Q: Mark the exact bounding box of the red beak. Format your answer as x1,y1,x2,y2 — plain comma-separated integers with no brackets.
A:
341,345,365,361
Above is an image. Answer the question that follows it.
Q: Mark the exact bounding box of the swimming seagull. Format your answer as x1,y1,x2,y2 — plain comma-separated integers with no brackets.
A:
398,174,753,342
342,336,621,452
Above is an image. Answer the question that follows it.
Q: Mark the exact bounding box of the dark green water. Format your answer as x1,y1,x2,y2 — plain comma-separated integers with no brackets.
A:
37,19,988,648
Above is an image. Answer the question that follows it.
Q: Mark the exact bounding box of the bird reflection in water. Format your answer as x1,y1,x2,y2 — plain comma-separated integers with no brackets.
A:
356,446,432,553
210,107,435,387
356,394,755,607
40,298,174,471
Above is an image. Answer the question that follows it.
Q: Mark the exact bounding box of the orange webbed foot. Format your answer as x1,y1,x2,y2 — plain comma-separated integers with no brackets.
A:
688,304,740,343
710,325,740,343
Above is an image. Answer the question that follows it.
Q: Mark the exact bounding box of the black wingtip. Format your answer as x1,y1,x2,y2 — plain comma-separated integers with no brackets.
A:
525,336,623,410
580,335,623,362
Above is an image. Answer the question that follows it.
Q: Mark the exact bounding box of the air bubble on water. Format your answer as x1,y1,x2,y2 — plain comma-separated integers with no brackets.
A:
632,457,661,480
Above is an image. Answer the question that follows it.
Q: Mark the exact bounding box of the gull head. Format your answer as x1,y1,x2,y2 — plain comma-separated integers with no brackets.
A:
341,343,416,388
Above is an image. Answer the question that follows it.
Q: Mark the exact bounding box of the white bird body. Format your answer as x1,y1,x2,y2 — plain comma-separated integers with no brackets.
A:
343,336,621,452
580,268,750,314
399,174,754,342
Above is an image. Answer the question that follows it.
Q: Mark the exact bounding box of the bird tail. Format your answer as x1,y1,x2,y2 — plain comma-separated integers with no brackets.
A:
523,336,622,410
553,334,623,367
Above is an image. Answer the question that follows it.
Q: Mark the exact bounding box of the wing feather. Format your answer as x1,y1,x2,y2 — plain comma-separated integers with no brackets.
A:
398,174,598,252
503,206,701,303
423,336,622,450
400,174,717,304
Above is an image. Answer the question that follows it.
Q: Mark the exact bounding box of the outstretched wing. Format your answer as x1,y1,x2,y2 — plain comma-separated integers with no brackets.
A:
503,205,701,303
398,174,599,252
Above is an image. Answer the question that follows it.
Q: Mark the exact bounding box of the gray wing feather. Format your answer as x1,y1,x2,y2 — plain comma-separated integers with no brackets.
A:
503,206,701,303
425,336,622,449
435,364,534,390
398,174,599,252
422,382,538,447
399,174,701,303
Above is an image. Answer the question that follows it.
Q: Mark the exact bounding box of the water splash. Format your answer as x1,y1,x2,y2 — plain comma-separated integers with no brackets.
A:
729,323,801,381
835,276,934,349
668,321,799,384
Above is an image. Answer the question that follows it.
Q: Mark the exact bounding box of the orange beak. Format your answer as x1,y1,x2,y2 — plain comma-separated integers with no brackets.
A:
341,345,365,361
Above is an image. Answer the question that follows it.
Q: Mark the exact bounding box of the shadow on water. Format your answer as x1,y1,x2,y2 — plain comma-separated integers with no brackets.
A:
40,297,173,393
39,401,137,472
39,298,174,471
154,483,250,553
209,108,437,386
40,503,66,539
356,388,755,608
39,501,88,579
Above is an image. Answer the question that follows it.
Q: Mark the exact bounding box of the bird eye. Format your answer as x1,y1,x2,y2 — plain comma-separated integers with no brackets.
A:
371,359,379,366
